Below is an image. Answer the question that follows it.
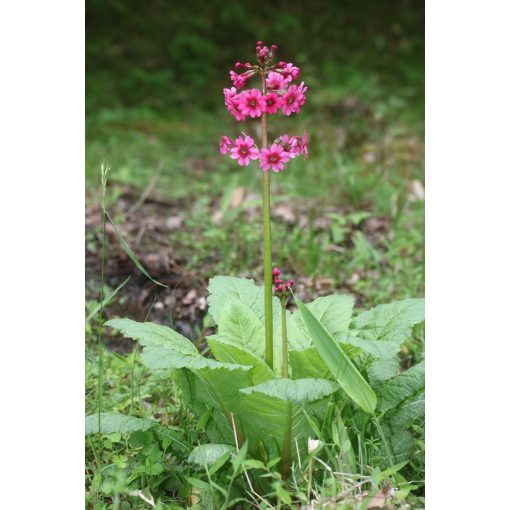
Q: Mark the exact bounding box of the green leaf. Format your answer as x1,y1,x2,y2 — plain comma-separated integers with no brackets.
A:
106,318,249,372
105,211,166,287
85,413,155,434
339,334,402,360
240,378,339,404
188,443,235,467
378,361,425,412
287,294,355,350
105,318,197,353
217,302,265,357
294,295,377,414
368,357,401,385
378,361,425,431
231,440,249,473
353,298,424,342
289,348,330,379
208,276,265,324
207,335,273,384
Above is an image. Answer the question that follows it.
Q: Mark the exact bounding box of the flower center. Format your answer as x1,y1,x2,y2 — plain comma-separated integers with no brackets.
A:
267,99,274,106
240,147,248,155
287,95,294,105
249,99,256,107
270,155,278,163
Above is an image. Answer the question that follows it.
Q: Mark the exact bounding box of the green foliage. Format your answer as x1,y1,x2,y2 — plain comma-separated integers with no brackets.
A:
85,412,155,434
187,444,235,467
240,378,339,404
100,277,424,480
294,294,377,414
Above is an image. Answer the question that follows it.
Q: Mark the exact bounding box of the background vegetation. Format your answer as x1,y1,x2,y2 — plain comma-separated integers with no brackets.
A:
86,1,424,507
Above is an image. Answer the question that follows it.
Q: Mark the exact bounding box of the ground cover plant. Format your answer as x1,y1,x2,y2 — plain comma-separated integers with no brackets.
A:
86,38,425,509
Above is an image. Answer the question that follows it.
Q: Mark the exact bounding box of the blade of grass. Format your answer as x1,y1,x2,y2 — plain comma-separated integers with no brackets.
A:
105,210,167,287
86,275,131,323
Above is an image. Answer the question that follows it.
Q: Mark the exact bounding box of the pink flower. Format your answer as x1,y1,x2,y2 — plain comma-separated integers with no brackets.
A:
263,92,282,114
238,88,265,118
266,71,290,91
280,62,300,80
279,134,299,158
281,82,307,116
223,87,246,122
230,70,247,89
230,135,259,166
259,143,290,172
219,136,233,155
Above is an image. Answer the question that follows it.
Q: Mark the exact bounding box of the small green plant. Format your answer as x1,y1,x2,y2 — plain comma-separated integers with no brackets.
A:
87,41,425,507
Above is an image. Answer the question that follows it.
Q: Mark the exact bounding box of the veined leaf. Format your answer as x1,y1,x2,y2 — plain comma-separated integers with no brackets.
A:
368,357,401,385
378,361,425,412
238,390,318,461
106,318,249,372
208,276,265,324
353,298,424,342
289,348,330,379
207,335,273,384
287,294,355,350
105,211,166,287
338,334,402,360
105,318,197,353
188,443,235,467
85,412,155,434
240,378,339,404
217,302,265,357
295,295,377,414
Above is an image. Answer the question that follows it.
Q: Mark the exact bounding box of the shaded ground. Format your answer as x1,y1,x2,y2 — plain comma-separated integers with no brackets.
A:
85,182,410,353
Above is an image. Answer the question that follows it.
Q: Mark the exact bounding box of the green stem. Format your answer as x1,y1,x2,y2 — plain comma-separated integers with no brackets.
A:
261,70,273,370
281,300,288,378
281,298,291,480
282,403,292,480
97,164,109,461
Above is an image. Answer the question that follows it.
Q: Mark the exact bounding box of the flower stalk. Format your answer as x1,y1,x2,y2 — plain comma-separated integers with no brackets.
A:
261,71,274,369
273,267,295,479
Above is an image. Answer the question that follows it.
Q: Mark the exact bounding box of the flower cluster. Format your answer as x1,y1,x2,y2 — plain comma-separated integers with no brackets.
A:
272,267,295,301
223,81,307,120
219,41,308,173
219,131,308,172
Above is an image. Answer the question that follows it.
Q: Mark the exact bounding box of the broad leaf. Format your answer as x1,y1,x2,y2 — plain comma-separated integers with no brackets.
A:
217,302,265,357
85,412,155,434
208,276,266,324
188,443,235,467
353,298,424,342
377,361,425,431
287,294,355,350
367,357,401,385
338,334,402,360
207,335,273,384
378,361,425,412
289,348,329,379
237,391,322,461
240,378,339,404
106,318,196,353
295,295,377,414
106,318,249,372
